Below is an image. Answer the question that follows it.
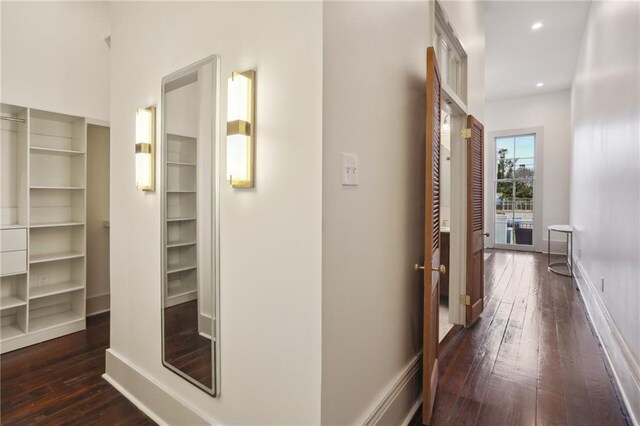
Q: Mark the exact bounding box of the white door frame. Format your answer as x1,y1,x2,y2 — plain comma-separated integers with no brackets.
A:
487,127,544,253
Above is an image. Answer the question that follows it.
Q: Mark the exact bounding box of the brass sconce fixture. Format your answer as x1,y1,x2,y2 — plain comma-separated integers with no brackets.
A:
135,106,156,191
227,70,255,188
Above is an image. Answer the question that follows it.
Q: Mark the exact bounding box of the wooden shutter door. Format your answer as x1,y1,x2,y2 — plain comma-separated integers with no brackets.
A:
465,115,485,326
422,46,442,426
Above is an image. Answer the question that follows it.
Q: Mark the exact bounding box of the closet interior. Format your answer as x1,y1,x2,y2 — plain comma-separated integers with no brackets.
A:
0,103,107,353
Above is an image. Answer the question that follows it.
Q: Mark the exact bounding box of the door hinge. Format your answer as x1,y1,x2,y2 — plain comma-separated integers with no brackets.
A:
461,128,472,139
459,294,471,306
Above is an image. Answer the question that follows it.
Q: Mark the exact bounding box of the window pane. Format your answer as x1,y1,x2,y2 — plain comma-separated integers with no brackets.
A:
496,137,514,160
495,216,514,245
495,181,513,213
496,160,514,180
495,181,514,245
515,135,535,158
515,158,534,179
440,39,448,78
514,179,534,246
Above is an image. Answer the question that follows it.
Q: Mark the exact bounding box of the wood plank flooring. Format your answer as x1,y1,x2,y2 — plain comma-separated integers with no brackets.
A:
0,250,630,425
1,313,154,425
412,250,631,426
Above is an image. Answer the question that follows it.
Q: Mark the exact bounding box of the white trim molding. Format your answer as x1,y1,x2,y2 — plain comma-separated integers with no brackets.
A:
87,292,110,316
103,349,209,425
574,259,640,425
360,351,423,426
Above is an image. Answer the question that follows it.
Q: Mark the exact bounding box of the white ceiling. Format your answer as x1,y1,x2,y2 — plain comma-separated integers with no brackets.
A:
485,1,592,101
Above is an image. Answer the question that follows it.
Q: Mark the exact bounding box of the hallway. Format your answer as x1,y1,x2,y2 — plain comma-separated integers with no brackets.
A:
414,250,630,425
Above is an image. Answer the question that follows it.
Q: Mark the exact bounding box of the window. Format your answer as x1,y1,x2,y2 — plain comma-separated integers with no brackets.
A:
435,2,467,103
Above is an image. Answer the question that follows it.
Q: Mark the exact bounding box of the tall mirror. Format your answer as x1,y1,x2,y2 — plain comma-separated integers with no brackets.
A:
161,55,220,395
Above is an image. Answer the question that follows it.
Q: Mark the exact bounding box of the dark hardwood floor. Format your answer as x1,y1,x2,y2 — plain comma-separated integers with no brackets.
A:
1,313,154,425
1,250,630,425
164,300,212,388
412,250,631,426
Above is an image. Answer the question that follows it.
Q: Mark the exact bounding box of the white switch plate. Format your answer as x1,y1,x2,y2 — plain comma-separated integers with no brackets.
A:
342,153,359,186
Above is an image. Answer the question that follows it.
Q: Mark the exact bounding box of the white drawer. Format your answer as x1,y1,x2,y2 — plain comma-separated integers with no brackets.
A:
0,250,27,276
1,229,27,252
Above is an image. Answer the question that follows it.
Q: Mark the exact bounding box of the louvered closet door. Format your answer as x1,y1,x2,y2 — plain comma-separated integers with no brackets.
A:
466,115,485,326
422,46,443,426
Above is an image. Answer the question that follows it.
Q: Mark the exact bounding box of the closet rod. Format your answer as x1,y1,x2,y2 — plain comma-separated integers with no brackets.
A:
0,115,26,124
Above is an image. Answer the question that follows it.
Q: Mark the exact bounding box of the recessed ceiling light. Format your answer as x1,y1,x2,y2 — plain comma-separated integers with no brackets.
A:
532,22,543,30
536,82,544,87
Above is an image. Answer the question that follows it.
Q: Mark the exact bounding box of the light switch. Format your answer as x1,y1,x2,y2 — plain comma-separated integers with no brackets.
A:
342,153,359,186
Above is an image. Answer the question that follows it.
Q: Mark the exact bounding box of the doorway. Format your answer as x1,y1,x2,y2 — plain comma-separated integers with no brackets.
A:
86,124,110,315
438,110,454,342
488,128,543,252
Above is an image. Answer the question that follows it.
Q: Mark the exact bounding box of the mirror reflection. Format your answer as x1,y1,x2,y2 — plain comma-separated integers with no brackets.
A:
161,55,219,395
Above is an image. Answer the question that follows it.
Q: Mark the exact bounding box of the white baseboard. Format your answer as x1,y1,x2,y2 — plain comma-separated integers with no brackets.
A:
574,259,640,426
487,240,565,254
87,293,110,316
360,351,423,426
104,349,209,425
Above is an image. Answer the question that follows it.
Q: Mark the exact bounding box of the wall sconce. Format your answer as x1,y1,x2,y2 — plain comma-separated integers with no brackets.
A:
135,106,156,191
227,70,255,188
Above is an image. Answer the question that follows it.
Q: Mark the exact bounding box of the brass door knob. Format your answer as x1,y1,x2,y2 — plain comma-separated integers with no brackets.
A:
415,264,446,275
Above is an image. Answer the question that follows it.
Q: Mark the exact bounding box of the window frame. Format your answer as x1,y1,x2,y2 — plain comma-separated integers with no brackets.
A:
487,127,544,252
434,1,468,104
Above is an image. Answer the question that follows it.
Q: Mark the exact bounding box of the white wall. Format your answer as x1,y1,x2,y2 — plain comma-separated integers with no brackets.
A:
322,3,428,424
441,118,451,227
108,2,323,424
485,90,571,249
0,1,110,121
570,1,640,421
86,125,110,315
321,1,484,424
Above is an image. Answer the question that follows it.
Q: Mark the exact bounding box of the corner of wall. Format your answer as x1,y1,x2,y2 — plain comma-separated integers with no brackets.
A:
359,352,423,426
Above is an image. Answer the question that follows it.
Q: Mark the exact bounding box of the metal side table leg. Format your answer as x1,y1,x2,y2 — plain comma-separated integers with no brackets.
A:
548,228,551,269
570,231,573,278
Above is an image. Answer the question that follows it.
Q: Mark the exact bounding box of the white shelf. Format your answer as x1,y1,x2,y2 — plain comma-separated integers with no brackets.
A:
29,251,84,264
30,281,84,300
167,161,196,166
0,271,28,278
167,133,197,140
29,222,84,228
30,186,84,190
30,147,84,156
0,105,88,354
167,190,196,193
167,264,197,274
30,131,71,140
1,324,25,340
29,311,83,333
166,217,196,222
167,241,197,249
0,296,27,310
0,224,27,230
168,289,197,299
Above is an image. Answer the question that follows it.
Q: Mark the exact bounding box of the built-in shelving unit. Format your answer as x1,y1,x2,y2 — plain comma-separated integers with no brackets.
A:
0,104,87,354
164,133,198,307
